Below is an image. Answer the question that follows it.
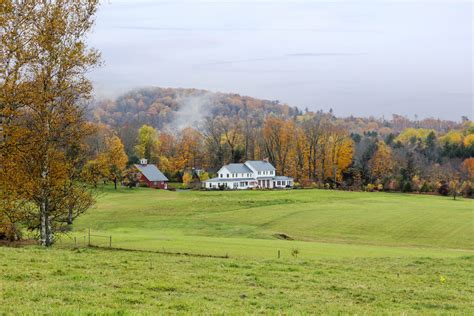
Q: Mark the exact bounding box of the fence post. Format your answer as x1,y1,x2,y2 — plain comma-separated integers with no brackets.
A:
109,236,112,248
88,228,91,246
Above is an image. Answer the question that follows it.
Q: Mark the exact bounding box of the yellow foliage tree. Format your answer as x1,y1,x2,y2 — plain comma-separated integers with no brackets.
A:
439,130,463,146
463,134,474,148
369,141,393,181
1,0,100,246
263,117,295,175
134,125,160,163
101,136,128,190
182,172,193,186
324,126,354,183
395,128,436,144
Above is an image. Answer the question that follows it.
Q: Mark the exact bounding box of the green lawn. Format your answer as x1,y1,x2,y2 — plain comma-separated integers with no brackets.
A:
2,187,473,314
1,247,473,314
67,187,473,259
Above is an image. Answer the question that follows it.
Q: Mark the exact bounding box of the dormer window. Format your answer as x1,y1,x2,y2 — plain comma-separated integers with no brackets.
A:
140,158,148,165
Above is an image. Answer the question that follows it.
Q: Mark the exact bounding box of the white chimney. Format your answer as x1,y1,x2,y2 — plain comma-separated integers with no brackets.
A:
140,158,148,165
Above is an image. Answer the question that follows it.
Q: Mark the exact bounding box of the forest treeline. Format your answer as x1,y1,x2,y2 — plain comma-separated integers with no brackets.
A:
89,87,474,197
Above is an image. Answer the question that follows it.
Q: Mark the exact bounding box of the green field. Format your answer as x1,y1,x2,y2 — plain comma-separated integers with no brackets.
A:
70,187,473,258
1,187,473,314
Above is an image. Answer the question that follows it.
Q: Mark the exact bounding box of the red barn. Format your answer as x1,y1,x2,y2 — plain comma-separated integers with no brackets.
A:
134,159,169,189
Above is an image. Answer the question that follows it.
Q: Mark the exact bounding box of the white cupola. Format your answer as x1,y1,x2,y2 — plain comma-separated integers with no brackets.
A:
140,158,148,165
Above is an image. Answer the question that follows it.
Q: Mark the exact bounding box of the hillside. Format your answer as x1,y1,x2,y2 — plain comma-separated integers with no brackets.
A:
2,187,473,314
91,87,301,131
70,186,474,257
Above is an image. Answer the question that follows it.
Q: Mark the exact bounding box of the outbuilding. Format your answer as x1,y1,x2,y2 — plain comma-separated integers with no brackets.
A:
134,158,169,189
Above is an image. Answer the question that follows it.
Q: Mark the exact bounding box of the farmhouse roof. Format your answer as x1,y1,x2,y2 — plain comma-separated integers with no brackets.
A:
203,177,255,183
134,164,169,182
223,163,253,174
245,160,276,172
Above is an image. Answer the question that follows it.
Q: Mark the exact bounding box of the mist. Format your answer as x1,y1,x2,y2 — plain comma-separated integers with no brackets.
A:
172,92,214,130
89,0,473,120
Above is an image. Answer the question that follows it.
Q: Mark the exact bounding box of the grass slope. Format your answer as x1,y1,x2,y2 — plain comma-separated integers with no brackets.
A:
3,187,473,314
67,187,474,259
1,247,473,314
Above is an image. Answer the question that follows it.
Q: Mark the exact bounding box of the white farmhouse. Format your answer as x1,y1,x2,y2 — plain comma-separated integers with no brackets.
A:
202,160,293,190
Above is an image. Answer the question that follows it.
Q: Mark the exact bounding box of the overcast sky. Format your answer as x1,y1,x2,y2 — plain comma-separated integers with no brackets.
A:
88,0,473,120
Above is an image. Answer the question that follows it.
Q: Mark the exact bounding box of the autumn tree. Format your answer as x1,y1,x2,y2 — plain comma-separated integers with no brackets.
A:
82,159,103,187
263,117,294,175
1,0,101,246
368,141,393,182
182,172,193,187
221,117,243,162
301,114,323,181
175,127,204,172
101,135,128,190
134,124,160,163
326,125,354,184
461,158,474,181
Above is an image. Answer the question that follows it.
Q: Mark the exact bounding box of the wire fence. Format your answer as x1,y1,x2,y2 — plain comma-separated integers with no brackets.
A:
55,228,230,259
57,228,112,248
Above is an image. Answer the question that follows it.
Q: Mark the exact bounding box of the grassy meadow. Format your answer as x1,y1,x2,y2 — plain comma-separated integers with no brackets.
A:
70,186,473,258
1,186,473,314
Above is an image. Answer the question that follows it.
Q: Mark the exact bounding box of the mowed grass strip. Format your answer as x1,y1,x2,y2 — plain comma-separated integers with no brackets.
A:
71,187,474,258
1,247,473,314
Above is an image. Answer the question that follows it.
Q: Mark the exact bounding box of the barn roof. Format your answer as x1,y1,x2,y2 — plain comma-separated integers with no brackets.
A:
245,160,276,172
134,164,169,182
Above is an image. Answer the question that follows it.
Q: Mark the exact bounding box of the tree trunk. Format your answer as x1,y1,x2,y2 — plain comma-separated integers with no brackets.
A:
40,148,53,246
40,203,52,247
67,207,73,225
114,177,117,190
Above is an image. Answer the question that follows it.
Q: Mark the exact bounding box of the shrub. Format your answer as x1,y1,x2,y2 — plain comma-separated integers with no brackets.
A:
386,179,400,191
401,181,412,193
438,181,449,196
411,175,422,192
420,181,430,193
366,183,375,192
376,184,384,191
182,173,193,187
300,179,313,188
0,222,22,242
461,181,473,198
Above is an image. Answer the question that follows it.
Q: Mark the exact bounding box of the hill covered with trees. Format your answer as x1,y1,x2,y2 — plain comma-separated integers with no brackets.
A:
88,87,474,198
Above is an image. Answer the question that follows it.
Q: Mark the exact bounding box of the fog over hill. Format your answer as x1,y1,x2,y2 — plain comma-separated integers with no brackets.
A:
91,86,463,133
91,87,301,131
